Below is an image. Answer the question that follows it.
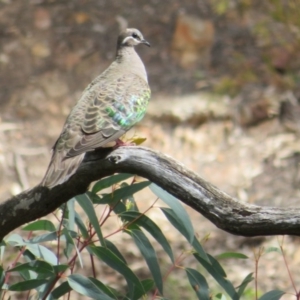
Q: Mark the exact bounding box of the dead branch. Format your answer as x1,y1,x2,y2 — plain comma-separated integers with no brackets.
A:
1,146,300,241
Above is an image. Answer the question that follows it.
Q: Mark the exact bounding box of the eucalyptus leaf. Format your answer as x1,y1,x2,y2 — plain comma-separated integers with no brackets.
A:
130,229,163,295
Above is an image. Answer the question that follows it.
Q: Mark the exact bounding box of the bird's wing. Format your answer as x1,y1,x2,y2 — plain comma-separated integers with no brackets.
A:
65,73,150,158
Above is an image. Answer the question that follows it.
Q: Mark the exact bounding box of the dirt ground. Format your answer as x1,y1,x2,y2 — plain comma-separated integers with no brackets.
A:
1,1,300,299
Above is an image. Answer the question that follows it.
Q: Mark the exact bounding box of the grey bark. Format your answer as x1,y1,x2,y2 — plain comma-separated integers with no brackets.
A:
1,146,300,241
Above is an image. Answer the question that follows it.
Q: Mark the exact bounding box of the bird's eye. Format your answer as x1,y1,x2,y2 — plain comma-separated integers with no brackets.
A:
132,33,139,39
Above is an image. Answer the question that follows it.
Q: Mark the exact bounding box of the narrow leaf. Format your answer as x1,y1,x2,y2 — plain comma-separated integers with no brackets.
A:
0,241,5,263
62,228,83,267
0,266,5,288
92,173,134,193
9,279,49,291
23,220,56,232
194,253,239,300
104,239,127,264
50,281,71,299
25,244,57,265
68,274,114,300
5,234,25,246
127,279,155,300
90,246,144,296
7,260,54,276
192,238,210,262
216,252,248,260
161,208,209,262
259,290,285,300
264,247,282,254
75,211,89,239
237,273,254,296
208,254,227,277
89,277,119,299
53,264,69,274
75,194,105,246
150,184,194,243
67,198,76,231
28,232,57,244
186,268,210,300
121,211,174,263
97,181,151,205
215,293,228,300
130,229,163,295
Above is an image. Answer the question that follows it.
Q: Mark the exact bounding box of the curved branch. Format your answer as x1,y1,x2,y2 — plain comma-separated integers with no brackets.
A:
1,146,300,241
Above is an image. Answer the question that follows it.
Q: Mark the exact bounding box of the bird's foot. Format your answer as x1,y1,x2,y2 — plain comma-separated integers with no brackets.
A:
113,138,135,149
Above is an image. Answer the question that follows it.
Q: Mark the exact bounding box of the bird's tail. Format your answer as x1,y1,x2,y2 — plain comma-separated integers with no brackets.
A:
41,151,85,189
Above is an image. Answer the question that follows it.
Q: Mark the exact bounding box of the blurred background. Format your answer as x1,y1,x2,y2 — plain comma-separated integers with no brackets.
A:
1,0,300,298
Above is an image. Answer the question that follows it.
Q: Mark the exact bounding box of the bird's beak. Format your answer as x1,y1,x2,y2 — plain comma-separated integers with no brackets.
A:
142,39,151,47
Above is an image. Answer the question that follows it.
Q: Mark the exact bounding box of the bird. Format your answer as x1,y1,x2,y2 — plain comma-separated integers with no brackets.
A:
41,28,151,188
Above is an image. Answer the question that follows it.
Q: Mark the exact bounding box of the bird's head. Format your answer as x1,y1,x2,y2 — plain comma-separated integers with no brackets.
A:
117,28,150,48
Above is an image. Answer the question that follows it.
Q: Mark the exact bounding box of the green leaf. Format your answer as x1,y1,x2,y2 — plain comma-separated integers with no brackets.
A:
75,211,89,239
67,198,76,231
150,183,194,243
97,181,151,205
0,241,5,263
5,234,25,246
0,265,5,288
92,173,134,193
9,278,49,291
89,277,119,299
130,229,163,295
90,246,144,297
215,293,227,300
150,184,194,243
194,253,239,300
28,232,57,244
104,239,127,264
127,279,155,300
259,290,285,300
61,228,82,267
237,273,254,296
122,189,139,212
264,247,282,254
111,200,127,215
75,194,105,246
215,252,248,260
12,262,32,281
25,244,57,265
121,211,174,263
186,268,210,300
22,249,35,262
208,254,227,277
53,264,69,274
36,276,57,298
7,260,54,276
192,238,210,262
68,274,115,300
23,220,56,232
49,281,71,299
161,208,209,262
160,207,192,243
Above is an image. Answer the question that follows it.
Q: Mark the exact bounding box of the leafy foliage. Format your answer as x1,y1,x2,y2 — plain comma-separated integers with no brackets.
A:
0,174,289,299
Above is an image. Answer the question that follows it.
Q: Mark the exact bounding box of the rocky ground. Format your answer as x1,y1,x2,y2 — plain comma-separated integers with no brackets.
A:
1,1,300,299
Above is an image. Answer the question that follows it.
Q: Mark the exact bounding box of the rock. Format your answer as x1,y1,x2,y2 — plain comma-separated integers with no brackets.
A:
39,72,69,99
171,13,215,69
31,42,51,58
231,85,279,127
147,93,230,125
34,7,51,30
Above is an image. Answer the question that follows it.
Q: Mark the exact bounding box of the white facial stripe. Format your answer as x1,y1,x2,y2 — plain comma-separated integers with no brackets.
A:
122,36,138,44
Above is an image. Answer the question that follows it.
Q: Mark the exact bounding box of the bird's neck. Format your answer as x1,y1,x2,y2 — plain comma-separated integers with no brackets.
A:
115,46,148,82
